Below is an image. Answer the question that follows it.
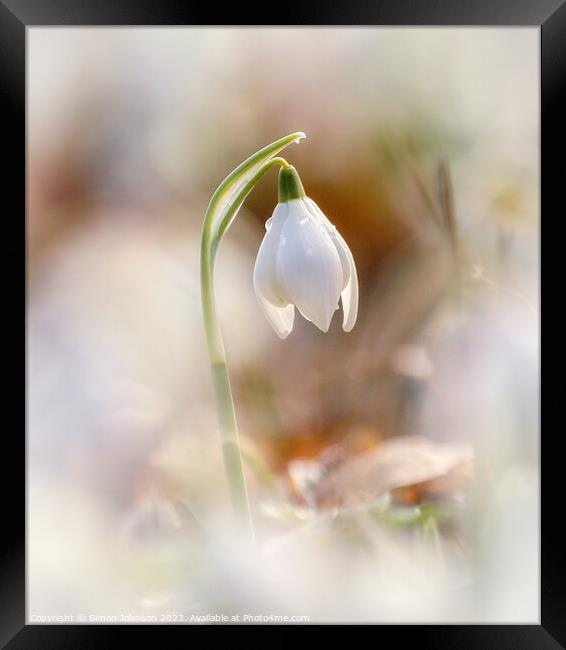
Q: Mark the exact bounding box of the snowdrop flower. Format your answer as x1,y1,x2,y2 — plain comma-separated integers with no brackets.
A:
254,166,358,338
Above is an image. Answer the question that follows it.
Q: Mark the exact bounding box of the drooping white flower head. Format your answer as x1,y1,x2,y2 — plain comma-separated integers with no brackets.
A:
253,166,358,339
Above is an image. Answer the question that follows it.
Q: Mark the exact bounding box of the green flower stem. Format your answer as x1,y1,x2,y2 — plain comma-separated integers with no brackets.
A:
200,133,304,541
212,157,290,251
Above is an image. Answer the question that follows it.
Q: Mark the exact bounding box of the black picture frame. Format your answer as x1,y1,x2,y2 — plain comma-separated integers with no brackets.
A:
6,0,560,644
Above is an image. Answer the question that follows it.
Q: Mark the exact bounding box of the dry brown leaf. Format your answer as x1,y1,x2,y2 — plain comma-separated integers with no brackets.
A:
289,435,474,509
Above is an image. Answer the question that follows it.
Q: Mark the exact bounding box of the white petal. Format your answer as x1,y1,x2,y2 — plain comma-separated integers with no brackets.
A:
276,199,343,332
302,198,348,288
254,291,295,339
337,234,358,331
304,198,358,332
253,203,290,307
253,203,295,338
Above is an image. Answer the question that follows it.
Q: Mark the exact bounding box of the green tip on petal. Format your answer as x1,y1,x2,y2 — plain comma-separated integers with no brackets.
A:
278,166,306,203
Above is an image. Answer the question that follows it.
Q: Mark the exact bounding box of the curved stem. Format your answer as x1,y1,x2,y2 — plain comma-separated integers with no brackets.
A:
200,135,303,541
212,157,290,255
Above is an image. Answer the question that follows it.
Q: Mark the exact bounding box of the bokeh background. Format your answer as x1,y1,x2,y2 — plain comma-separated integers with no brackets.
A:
28,28,539,623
